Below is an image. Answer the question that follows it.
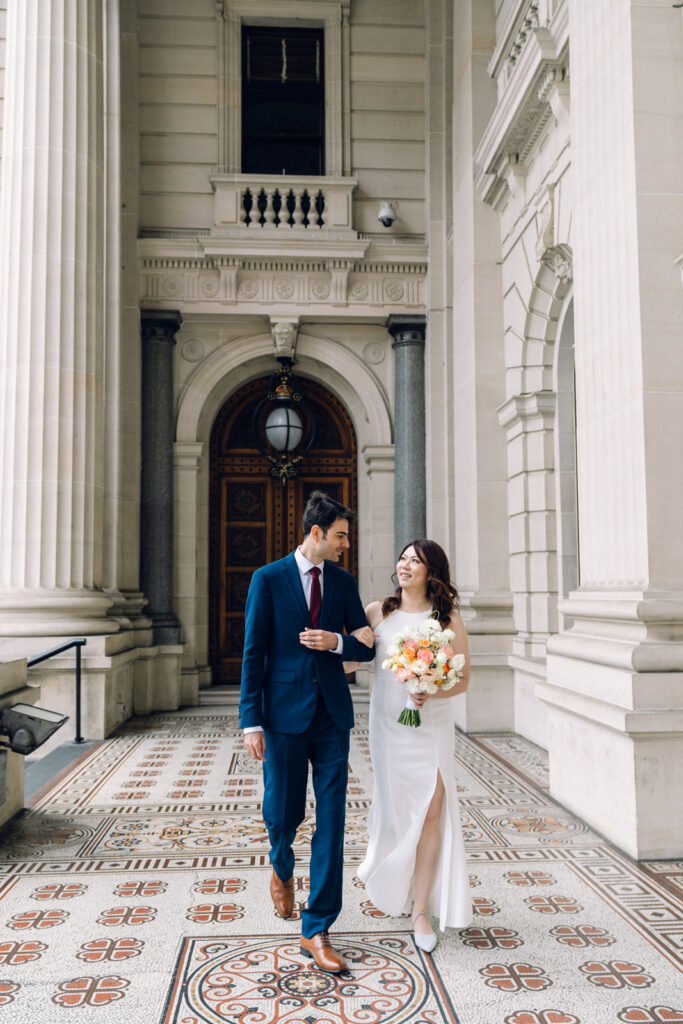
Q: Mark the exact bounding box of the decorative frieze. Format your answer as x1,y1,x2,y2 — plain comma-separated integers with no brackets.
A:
139,243,427,316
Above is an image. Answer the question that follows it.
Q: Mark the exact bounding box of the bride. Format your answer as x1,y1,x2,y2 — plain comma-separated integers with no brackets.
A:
352,539,471,952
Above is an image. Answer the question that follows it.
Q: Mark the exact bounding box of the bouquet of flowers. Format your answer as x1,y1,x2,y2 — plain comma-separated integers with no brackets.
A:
381,617,465,727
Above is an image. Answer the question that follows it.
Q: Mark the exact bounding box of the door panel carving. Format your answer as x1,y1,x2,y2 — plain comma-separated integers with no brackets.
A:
210,377,358,684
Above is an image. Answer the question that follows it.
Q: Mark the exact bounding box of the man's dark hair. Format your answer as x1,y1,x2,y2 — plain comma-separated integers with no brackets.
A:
302,490,354,536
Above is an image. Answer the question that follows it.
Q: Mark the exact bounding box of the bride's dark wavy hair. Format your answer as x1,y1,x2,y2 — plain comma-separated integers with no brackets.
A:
382,539,459,626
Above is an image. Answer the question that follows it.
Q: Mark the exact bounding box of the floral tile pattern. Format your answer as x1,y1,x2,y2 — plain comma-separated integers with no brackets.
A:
0,708,678,1023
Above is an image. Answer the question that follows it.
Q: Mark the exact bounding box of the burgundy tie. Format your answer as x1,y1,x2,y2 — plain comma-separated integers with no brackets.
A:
309,566,322,628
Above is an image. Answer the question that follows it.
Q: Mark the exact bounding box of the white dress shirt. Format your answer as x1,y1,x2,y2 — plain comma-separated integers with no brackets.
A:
244,549,344,734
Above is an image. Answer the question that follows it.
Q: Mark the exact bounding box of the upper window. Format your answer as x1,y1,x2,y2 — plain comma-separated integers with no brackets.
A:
242,27,325,176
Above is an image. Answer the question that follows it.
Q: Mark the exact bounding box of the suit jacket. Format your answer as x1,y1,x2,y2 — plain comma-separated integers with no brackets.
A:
239,551,375,733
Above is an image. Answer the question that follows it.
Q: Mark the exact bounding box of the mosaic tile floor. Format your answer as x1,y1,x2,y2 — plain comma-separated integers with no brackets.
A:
0,707,680,1023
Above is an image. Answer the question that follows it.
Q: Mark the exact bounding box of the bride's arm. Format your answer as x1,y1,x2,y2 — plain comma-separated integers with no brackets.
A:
433,611,470,698
343,601,383,674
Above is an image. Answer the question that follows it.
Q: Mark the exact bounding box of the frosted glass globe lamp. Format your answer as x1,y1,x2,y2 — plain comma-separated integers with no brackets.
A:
265,404,304,452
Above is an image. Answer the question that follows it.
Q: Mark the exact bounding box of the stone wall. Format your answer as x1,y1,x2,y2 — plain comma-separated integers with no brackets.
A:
138,0,426,238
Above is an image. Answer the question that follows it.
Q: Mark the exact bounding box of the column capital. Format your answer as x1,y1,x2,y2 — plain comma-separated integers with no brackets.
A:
141,310,183,344
386,315,426,347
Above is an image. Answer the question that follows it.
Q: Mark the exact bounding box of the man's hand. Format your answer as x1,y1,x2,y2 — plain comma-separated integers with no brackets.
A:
351,625,377,648
299,628,340,651
244,731,266,761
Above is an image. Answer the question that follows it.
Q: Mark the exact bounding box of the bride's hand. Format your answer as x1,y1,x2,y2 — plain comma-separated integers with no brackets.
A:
351,625,377,648
409,691,429,708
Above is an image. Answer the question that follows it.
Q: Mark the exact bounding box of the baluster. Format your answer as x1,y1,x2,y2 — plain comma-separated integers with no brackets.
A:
316,189,325,228
262,189,276,226
291,188,305,228
241,188,251,226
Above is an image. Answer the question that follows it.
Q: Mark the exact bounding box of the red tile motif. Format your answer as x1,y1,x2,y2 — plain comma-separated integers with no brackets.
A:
77,938,144,963
96,906,157,926
113,880,167,897
0,940,47,964
473,897,500,915
505,871,557,886
30,883,87,900
550,924,616,948
503,1013,580,1024
8,909,69,929
617,1010,683,1023
192,877,246,895
480,963,553,992
360,899,388,918
186,903,245,923
460,927,524,949
578,962,656,989
0,980,20,1005
469,874,481,887
51,975,130,1007
525,896,582,914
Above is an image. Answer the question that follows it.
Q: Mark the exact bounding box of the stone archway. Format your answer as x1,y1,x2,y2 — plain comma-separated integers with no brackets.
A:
174,330,394,689
497,256,574,747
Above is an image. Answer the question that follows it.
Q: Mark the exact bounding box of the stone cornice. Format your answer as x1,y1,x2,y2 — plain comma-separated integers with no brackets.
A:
474,3,569,211
138,239,427,317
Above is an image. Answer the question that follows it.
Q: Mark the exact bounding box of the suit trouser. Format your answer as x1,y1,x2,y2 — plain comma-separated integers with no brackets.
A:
262,694,350,938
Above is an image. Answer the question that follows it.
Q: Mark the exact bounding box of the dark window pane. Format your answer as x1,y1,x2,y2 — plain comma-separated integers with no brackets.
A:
242,27,324,176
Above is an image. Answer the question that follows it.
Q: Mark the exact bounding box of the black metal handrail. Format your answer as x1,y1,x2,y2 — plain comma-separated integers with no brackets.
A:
27,639,87,744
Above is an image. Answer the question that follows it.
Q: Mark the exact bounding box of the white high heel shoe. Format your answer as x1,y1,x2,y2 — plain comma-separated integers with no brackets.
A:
412,910,437,953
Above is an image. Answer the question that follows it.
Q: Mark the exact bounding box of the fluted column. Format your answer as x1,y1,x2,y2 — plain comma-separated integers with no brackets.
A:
387,316,427,555
140,312,182,645
0,0,112,635
543,0,683,858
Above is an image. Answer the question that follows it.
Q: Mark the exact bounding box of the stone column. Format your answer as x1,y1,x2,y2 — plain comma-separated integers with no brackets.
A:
445,0,515,733
140,312,182,645
0,0,112,635
543,0,683,858
387,316,427,554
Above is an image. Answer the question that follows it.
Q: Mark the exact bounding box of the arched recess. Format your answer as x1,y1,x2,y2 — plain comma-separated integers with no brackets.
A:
553,294,578,617
498,253,574,747
174,331,394,685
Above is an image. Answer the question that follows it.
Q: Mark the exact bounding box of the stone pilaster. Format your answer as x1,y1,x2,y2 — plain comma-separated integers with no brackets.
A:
140,312,182,645
543,0,683,858
387,316,427,555
445,0,514,733
0,0,113,635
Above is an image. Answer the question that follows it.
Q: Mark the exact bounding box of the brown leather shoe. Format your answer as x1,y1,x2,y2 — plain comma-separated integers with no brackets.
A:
300,932,348,973
270,870,294,919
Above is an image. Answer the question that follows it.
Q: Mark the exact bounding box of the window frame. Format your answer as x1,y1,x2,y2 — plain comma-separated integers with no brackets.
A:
218,0,350,177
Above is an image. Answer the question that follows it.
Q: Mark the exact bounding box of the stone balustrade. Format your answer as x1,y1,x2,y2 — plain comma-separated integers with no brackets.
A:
210,174,358,240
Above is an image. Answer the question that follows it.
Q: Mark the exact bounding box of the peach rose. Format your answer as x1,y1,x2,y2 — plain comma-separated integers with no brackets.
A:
417,648,434,664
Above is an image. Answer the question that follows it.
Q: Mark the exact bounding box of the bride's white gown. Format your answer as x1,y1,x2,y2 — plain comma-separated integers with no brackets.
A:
358,609,471,929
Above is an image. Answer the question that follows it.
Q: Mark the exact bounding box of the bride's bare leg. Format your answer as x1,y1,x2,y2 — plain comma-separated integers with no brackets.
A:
412,772,445,933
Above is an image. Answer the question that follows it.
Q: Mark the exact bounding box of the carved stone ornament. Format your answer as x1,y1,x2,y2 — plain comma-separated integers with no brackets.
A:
540,243,573,283
270,319,299,360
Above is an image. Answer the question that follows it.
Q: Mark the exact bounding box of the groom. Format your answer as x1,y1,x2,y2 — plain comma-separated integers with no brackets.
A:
241,491,375,972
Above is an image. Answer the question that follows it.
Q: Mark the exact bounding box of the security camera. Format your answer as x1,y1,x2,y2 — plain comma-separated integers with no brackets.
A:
0,703,69,755
377,201,396,228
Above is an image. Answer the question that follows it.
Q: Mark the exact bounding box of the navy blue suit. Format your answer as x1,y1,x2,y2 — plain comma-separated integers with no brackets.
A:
240,550,374,937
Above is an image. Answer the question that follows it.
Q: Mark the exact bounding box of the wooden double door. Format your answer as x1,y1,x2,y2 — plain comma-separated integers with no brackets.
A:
210,376,358,685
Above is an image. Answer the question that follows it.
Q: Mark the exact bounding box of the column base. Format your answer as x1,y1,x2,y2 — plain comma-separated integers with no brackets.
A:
0,659,36,828
0,588,117,636
150,613,181,646
543,591,683,858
